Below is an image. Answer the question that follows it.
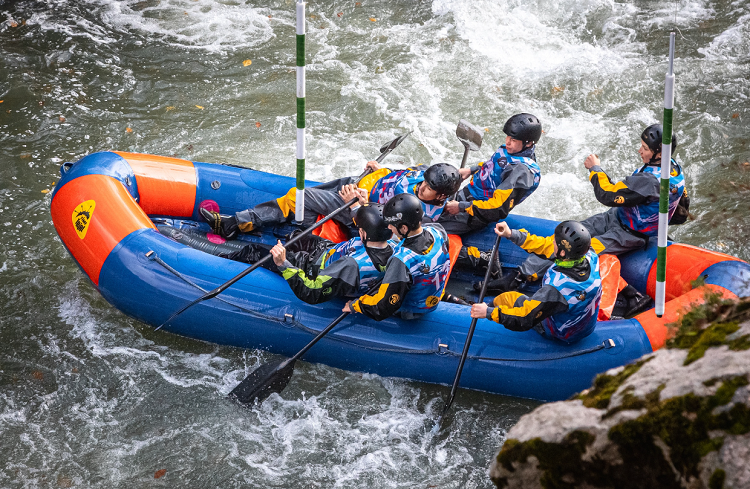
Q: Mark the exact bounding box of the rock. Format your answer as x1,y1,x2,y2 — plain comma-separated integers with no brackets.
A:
490,297,750,489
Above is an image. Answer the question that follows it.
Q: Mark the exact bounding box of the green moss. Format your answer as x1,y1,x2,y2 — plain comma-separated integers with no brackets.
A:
577,358,653,410
607,375,749,486
728,334,750,351
708,468,725,489
495,431,599,489
684,322,740,365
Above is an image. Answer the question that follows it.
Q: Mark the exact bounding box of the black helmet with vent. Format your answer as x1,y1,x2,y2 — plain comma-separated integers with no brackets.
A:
503,113,542,144
554,220,591,261
383,193,423,236
353,203,392,242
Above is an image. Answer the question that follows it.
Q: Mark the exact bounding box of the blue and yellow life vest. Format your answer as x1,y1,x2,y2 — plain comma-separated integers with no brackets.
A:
540,250,602,344
319,238,387,293
369,169,444,221
467,145,541,204
391,224,450,314
617,159,685,237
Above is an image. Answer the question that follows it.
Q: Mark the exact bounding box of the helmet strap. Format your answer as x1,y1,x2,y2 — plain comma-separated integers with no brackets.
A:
554,256,585,268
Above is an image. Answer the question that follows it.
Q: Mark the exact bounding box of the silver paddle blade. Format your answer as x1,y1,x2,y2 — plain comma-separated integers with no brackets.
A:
456,120,483,152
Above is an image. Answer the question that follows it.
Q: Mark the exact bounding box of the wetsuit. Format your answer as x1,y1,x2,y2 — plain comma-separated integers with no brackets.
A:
439,145,541,235
224,235,393,304
484,229,602,344
351,223,450,320
231,164,447,234
361,165,446,222
519,158,688,281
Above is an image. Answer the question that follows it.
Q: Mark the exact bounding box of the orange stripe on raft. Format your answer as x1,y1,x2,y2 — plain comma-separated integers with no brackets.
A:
115,152,196,217
634,284,737,350
447,234,462,275
645,243,743,301
50,174,156,286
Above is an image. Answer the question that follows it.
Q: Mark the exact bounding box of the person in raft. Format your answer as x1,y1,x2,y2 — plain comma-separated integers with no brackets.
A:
470,220,602,345
222,200,395,305
199,159,464,240
439,113,543,274
439,113,542,235
484,123,690,316
343,193,451,321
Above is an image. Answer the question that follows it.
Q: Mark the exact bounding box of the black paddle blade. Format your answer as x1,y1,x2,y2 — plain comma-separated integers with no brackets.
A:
378,131,413,155
456,120,483,152
228,357,297,406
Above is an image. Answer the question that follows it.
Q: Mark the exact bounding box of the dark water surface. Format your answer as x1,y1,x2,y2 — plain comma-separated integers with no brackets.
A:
1,0,749,487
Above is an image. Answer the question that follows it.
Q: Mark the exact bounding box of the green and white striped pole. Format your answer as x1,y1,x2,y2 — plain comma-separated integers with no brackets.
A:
295,0,306,222
655,32,676,318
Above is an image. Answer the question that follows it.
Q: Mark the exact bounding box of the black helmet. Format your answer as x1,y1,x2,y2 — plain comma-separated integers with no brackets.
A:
423,163,461,196
503,113,542,144
353,203,393,242
383,193,423,236
554,220,590,261
641,124,678,158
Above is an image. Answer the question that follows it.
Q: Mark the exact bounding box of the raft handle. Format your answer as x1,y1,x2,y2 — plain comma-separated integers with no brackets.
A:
60,162,74,175
284,313,294,322
604,338,616,349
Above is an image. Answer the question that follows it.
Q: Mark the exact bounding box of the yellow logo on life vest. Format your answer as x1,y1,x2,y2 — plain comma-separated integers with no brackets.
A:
389,294,400,305
72,200,96,239
509,199,514,209
614,196,625,204
425,295,440,308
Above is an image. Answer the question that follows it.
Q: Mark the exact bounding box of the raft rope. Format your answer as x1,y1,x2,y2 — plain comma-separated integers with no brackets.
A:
147,251,300,327
148,251,617,362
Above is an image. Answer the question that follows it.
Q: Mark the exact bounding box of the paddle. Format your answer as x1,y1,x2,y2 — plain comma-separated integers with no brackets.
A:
156,133,410,331
433,231,502,431
229,280,381,406
452,119,483,200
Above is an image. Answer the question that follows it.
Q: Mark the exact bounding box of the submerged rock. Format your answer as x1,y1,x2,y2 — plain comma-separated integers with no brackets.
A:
490,296,750,489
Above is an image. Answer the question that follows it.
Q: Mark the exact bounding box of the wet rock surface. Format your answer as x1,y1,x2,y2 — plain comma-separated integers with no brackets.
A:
490,297,750,489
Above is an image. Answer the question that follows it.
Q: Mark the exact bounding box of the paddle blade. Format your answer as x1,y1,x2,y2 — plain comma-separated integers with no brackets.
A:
229,357,297,406
456,120,483,151
379,131,412,154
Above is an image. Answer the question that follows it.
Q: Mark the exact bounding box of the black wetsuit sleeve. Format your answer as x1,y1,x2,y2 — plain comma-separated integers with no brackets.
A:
280,256,361,304
351,256,411,321
467,165,535,223
486,287,569,332
588,165,657,207
669,189,691,225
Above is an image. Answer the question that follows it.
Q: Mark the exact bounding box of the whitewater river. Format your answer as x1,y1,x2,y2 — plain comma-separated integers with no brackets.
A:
1,0,748,487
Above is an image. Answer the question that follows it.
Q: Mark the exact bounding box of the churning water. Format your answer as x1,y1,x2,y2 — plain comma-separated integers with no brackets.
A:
1,0,749,487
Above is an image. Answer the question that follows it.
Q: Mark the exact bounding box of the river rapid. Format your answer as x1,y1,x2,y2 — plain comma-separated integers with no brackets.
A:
1,0,749,487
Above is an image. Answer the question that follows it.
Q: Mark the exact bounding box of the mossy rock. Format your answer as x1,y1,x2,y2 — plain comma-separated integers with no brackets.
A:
491,296,750,489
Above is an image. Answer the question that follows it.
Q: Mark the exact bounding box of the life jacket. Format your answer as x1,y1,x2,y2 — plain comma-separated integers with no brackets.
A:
391,224,450,314
319,237,390,294
467,145,541,204
617,159,685,237
540,250,602,344
369,169,444,221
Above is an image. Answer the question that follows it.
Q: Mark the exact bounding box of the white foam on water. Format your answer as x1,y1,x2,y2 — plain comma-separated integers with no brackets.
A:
27,0,278,51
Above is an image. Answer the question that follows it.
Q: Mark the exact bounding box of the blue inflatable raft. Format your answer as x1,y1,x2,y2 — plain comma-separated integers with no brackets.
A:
49,152,750,402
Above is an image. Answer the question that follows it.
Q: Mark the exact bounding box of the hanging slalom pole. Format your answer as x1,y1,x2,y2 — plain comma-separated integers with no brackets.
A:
295,0,306,222
655,32,676,318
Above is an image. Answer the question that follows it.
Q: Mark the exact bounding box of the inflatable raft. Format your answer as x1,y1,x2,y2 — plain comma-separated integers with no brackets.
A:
49,152,750,402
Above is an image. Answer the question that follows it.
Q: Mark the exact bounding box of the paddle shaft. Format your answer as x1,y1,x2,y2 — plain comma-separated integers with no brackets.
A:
439,231,503,421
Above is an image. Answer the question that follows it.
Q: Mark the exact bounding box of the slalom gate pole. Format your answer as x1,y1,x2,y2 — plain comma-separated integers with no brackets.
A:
656,32,676,318
295,0,306,222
